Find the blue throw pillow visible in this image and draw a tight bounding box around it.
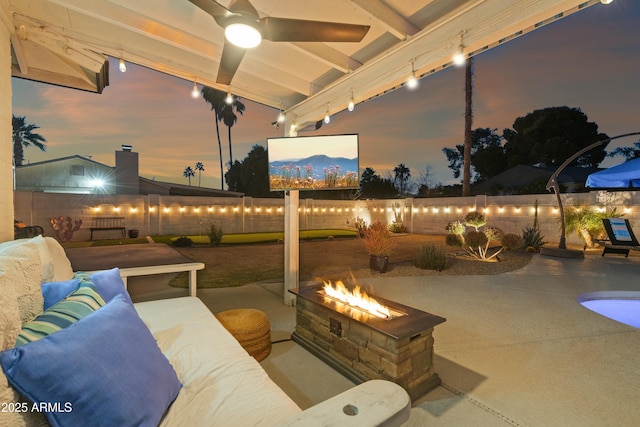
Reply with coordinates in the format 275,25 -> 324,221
85,268 -> 132,304
41,279 -> 81,311
1,295 -> 181,427
16,284 -> 105,347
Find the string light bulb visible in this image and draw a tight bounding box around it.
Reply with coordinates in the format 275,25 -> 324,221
348,89 -> 355,112
324,104 -> 331,124
191,81 -> 199,98
277,110 -> 285,123
225,92 -> 234,104
453,32 -> 466,66
406,60 -> 418,89
118,57 -> 126,73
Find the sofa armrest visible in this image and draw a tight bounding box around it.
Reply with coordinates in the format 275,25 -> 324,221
89,263 -> 205,296
273,380 -> 410,427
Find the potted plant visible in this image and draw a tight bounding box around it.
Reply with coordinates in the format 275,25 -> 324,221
128,228 -> 139,238
362,221 -> 396,273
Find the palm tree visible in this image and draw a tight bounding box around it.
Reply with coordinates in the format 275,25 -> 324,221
183,166 -> 195,186
462,57 -> 474,197
195,162 -> 205,187
393,163 -> 411,195
201,87 -> 227,190
12,115 -> 46,166
219,96 -> 245,165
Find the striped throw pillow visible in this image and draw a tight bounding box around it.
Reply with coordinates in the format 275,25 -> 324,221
15,284 -> 106,347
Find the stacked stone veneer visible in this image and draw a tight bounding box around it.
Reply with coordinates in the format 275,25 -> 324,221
293,294 -> 442,401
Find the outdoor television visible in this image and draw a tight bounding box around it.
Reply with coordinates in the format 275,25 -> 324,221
267,134 -> 359,192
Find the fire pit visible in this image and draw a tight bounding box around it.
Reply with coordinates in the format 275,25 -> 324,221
290,281 -> 446,401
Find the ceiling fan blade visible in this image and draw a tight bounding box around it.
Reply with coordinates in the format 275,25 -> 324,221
261,18 -> 370,42
216,41 -> 246,85
188,0 -> 231,18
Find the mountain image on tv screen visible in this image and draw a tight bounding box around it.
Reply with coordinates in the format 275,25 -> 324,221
267,134 -> 359,191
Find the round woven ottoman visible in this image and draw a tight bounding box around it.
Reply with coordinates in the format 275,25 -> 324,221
215,308 -> 272,362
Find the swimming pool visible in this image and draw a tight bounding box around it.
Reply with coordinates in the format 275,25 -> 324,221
578,291 -> 640,329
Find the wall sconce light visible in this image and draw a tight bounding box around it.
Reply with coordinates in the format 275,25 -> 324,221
164,207 -> 170,213
130,207 -> 137,213
179,207 -> 186,212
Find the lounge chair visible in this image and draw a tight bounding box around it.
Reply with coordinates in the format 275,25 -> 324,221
600,218 -> 640,257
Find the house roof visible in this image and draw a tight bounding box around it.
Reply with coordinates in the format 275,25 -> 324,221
5,0 -> 605,130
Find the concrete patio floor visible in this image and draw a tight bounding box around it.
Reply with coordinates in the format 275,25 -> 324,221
70,245 -> 640,426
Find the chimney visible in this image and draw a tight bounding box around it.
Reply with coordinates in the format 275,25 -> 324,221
115,146 -> 139,194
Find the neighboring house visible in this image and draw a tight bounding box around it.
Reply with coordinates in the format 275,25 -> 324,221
15,147 -> 243,198
15,155 -> 116,194
471,164 -> 602,195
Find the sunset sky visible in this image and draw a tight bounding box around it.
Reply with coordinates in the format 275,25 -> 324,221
11,0 -> 640,190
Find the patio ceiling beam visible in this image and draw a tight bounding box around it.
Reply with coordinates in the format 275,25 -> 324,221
349,0 -> 421,40
285,0 -> 602,130
290,42 -> 363,75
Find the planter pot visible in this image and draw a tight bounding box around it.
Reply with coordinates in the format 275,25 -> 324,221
128,229 -> 140,238
369,255 -> 389,273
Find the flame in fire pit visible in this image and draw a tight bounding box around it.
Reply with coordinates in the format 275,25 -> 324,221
322,280 -> 391,319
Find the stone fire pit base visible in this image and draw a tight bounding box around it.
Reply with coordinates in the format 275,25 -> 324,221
291,290 -> 445,401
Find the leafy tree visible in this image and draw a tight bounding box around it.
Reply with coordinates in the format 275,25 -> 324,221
183,166 -> 195,185
607,140 -> 640,160
393,163 -> 411,195
225,145 -> 273,197
443,128 -> 505,183
201,87 -> 227,190
195,162 -> 205,187
503,106 -> 608,168
219,95 -> 245,165
359,167 -> 397,199
12,115 -> 46,166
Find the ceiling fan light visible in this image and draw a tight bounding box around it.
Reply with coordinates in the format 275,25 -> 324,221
600,0 -> 613,4
225,23 -> 262,48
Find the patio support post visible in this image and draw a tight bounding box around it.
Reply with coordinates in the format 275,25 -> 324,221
284,190 -> 299,306
0,14 -> 13,242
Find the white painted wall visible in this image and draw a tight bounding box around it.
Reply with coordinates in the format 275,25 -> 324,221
0,11 -> 13,242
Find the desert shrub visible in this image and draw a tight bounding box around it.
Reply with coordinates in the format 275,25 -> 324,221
502,233 -> 524,250
414,244 -> 447,271
563,205 -> 622,248
172,236 -> 193,247
464,230 -> 488,248
362,221 -> 396,256
205,222 -> 224,246
445,220 -> 466,235
484,226 -> 504,242
389,220 -> 407,233
522,226 -> 546,251
525,246 -> 538,253
445,233 -> 464,247
464,211 -> 486,230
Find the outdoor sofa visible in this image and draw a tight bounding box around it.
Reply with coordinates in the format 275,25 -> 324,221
0,235 -> 410,426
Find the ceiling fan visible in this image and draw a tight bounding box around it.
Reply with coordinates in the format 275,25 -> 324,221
189,0 -> 371,85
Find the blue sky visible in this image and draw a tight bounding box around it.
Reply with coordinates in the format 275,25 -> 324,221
11,0 -> 640,190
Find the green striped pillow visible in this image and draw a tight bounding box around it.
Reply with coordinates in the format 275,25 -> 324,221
15,284 -> 106,347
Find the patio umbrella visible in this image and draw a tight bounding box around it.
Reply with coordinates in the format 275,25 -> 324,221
586,157 -> 640,188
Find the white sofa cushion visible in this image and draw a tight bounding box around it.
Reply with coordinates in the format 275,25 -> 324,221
135,297 -> 302,427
